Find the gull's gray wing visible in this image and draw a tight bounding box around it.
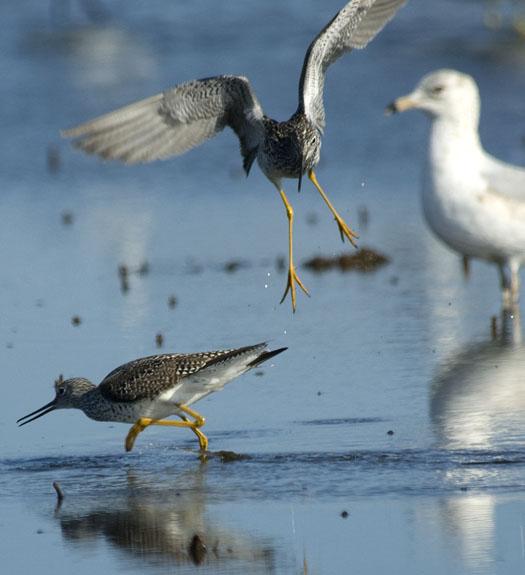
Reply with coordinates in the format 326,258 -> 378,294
62,75 -> 265,173
298,0 -> 406,132
481,153 -> 525,203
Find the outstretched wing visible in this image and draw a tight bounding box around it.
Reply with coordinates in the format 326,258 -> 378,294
62,75 -> 265,173
298,0 -> 406,132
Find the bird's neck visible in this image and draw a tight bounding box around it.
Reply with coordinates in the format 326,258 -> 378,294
72,384 -> 97,410
429,116 -> 483,166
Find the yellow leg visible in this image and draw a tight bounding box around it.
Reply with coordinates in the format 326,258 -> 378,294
125,413 -> 208,452
177,404 -> 208,451
277,188 -> 309,312
180,415 -> 209,452
308,169 -> 359,247
126,417 -> 155,452
177,403 -> 206,427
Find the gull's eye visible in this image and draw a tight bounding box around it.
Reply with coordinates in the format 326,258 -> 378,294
431,85 -> 444,96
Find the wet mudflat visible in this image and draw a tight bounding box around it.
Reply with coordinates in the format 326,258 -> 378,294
1,1 -> 525,573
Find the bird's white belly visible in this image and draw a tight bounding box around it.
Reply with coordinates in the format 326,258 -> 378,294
422,160 -> 525,263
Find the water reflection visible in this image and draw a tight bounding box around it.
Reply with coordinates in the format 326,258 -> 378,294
430,309 -> 525,450
436,493 -> 496,574
21,1 -> 156,89
56,466 -> 277,573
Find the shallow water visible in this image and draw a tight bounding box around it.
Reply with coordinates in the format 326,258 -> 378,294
2,1 -> 525,573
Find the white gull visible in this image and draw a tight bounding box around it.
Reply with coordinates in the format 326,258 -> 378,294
388,69 -> 525,308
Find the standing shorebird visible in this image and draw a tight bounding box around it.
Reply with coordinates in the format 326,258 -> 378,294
17,343 -> 286,453
62,0 -> 406,311
387,69 -> 525,308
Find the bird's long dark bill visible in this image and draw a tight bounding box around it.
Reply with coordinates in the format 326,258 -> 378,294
17,400 -> 56,426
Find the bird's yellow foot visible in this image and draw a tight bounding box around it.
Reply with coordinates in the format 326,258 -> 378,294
334,215 -> 359,247
178,406 -> 208,452
192,427 -> 209,452
125,418 -> 153,452
280,264 -> 309,312
307,169 -> 359,247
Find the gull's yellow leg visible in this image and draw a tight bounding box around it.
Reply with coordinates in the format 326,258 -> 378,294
308,169 -> 359,247
277,188 -> 309,312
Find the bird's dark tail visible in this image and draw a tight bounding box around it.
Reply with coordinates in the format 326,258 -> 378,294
248,347 -> 287,368
297,157 -> 306,192
243,147 -> 258,176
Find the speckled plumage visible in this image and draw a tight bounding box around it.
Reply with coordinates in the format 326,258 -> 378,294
61,0 -> 406,310
98,348 -> 239,403
62,0 -> 405,183
17,343 -> 286,427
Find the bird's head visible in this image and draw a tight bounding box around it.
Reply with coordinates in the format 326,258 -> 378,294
17,375 -> 95,426
386,69 -> 480,125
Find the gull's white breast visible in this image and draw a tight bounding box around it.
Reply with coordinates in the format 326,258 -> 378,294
422,120 -> 525,263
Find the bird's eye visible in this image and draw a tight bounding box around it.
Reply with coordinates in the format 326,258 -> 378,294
431,85 -> 444,95
58,387 -> 66,395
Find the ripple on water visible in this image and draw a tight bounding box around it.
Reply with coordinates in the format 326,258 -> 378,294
2,446 -> 524,501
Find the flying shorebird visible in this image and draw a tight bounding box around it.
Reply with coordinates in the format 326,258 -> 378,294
17,343 -> 286,453
62,0 -> 407,311
387,69 -> 525,308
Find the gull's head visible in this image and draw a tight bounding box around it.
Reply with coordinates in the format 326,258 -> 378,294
17,376 -> 95,426
387,69 -> 480,125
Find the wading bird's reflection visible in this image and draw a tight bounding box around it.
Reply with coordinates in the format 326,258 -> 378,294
56,465 -> 276,573
430,308 -> 525,450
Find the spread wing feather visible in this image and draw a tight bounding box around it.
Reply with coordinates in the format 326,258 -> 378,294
62,76 -> 265,172
298,0 -> 406,132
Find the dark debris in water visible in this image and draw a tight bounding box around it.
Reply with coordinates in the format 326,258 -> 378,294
223,259 -> 250,274
61,210 -> 74,225
305,211 -> 319,226
303,247 -> 390,273
137,260 -> 150,276
275,255 -> 286,273
118,265 -> 130,293
47,144 -> 61,174
53,481 -> 64,503
117,261 -> 150,293
357,205 -> 369,230
189,534 -> 207,565
208,450 -> 252,463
